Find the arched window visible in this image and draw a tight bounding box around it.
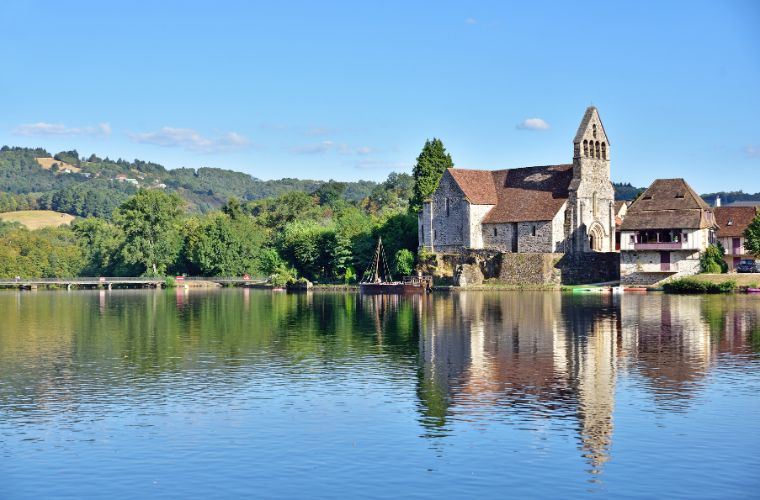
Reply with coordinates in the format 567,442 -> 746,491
445,198 -> 450,217
583,140 -> 589,157
592,123 -> 597,138
531,225 -> 537,237
595,141 -> 601,159
601,142 -> 607,160
493,227 -> 497,237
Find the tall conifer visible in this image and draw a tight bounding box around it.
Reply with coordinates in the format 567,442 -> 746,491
410,138 -> 453,213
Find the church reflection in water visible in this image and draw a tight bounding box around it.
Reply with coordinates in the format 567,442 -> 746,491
413,291 -> 760,475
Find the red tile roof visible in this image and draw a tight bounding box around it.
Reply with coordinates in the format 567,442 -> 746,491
446,165 -> 573,223
714,206 -> 758,238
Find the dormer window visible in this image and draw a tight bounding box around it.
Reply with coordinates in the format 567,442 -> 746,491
727,219 -> 733,226
643,195 -> 653,200
675,193 -> 685,199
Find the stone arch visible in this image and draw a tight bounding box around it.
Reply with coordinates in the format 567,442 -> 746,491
601,142 -> 607,159
583,140 -> 589,157
595,141 -> 601,158
588,221 -> 605,252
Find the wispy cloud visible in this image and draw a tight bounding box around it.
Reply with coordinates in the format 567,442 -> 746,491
290,141 -> 373,155
291,141 -> 335,155
516,118 -> 550,131
13,122 -> 111,138
355,159 -> 410,170
129,127 -> 250,153
304,127 -> 338,137
746,145 -> 760,158
465,18 -> 477,25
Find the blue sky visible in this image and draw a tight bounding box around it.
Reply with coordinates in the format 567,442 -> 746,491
1,0 -> 758,192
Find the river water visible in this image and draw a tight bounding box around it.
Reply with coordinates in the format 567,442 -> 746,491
1,289 -> 758,498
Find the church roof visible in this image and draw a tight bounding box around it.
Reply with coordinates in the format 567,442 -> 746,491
447,169 -> 498,204
446,165 -> 573,223
714,206 -> 758,238
620,178 -> 716,230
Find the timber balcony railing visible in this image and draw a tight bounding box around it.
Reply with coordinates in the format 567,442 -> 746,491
633,242 -> 684,250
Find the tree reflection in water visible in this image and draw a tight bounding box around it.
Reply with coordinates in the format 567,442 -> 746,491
1,289 -> 759,487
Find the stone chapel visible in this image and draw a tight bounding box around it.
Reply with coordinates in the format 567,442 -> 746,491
418,106 -> 615,255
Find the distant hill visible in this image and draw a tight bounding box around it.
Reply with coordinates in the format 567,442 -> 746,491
0,146 -> 379,215
5,145 -> 740,216
0,210 -> 75,230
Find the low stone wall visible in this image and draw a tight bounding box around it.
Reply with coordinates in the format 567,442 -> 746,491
425,250 -> 620,286
498,253 -> 561,285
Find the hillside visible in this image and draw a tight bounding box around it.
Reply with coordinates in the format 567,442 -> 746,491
0,210 -> 75,229
4,144 -> 722,216
0,146 -> 378,216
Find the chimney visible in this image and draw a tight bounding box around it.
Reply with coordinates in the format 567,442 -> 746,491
715,195 -> 721,207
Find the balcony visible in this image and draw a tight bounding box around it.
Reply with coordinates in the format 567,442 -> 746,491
633,242 -> 683,250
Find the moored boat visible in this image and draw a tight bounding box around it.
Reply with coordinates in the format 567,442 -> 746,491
359,238 -> 432,294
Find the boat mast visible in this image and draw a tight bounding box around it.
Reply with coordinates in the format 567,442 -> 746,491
374,237 -> 382,282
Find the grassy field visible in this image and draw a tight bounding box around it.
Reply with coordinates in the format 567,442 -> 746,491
689,273 -> 760,287
35,157 -> 81,173
0,210 -> 76,230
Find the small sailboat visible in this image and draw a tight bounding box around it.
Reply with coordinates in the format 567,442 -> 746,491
359,237 -> 432,294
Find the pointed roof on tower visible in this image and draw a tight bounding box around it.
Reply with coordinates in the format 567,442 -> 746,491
574,106 -> 610,145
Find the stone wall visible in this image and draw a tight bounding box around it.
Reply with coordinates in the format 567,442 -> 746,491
516,221 -> 554,253
423,171 -> 470,252
481,223 -> 515,252
620,250 -> 701,285
429,250 -> 620,286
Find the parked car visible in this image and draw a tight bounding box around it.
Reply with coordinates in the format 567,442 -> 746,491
736,259 -> 758,273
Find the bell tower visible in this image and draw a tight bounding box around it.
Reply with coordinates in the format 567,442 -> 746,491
568,106 -> 615,252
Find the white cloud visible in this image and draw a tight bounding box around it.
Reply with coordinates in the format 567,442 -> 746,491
13,122 -> 111,138
355,159 -> 410,170
746,145 -> 760,158
465,18 -> 477,25
516,118 -> 550,131
291,141 -> 336,155
291,141 -> 373,155
129,127 -> 250,153
304,127 -> 336,137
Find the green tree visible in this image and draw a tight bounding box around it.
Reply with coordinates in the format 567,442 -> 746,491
744,214 -> 760,257
410,138 -> 453,213
72,217 -> 128,276
279,220 -> 332,281
394,248 -> 415,276
113,190 -> 183,276
184,212 -> 266,276
700,243 -> 727,274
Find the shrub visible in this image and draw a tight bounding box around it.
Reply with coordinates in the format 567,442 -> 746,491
394,248 -> 415,276
700,244 -> 727,273
663,278 -> 735,294
164,276 -> 177,288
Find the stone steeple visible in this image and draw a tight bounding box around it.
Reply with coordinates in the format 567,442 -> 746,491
568,106 -> 615,252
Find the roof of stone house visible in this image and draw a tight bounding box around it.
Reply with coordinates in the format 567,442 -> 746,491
614,200 -> 627,213
573,106 -> 610,145
447,169 -> 499,204
446,165 -> 573,223
714,206 -> 758,238
620,178 -> 716,231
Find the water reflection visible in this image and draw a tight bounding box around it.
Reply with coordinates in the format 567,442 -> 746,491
417,292 -> 620,473
0,289 -> 759,495
416,292 -> 760,476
